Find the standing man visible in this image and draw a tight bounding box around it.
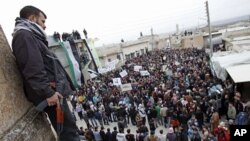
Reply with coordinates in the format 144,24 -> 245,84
12,5 -> 80,141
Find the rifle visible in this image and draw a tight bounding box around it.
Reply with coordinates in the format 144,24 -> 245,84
35,43 -> 64,138
56,98 -> 64,137
36,95 -> 64,138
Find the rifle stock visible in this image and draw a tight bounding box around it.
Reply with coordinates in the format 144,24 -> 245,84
35,100 -> 48,112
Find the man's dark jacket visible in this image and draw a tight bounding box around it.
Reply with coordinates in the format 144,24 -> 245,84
12,29 -> 75,105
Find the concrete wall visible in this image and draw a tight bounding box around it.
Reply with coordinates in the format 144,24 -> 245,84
94,34 -> 170,71
0,26 -> 56,141
203,33 -> 223,48
224,28 -> 250,38
99,54 -> 120,68
157,38 -> 170,49
122,42 -> 149,57
170,35 -> 181,48
106,54 -> 119,63
181,35 -> 204,48
96,44 -> 123,68
96,44 -> 122,57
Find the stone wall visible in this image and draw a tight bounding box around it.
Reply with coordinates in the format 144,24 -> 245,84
0,25 -> 56,141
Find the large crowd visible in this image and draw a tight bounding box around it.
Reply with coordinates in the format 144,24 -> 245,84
71,48 -> 250,141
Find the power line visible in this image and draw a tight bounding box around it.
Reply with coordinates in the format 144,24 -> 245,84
93,7 -> 205,32
90,9 -> 206,36
92,16 -> 206,37
77,5 -> 208,41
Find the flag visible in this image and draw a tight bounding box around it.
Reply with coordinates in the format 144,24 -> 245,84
87,38 -> 101,67
59,42 -> 82,87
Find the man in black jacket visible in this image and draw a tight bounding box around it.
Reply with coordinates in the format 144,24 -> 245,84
111,126 -> 118,141
125,129 -> 135,141
105,128 -> 112,141
100,126 -> 106,141
12,5 -> 80,141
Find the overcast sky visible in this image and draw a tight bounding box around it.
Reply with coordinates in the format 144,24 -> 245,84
0,0 -> 250,46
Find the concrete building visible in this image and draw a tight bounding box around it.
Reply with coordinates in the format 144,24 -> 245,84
153,34 -> 171,50
181,35 -> 204,48
203,32 -> 223,49
48,36 -> 96,83
169,34 -> 182,48
96,43 -> 123,68
95,33 -> 171,74
222,28 -> 250,51
95,39 -> 150,74
121,39 -> 150,60
211,26 -> 250,100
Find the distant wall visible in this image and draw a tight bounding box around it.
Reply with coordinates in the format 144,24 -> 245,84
224,28 -> 250,38
157,38 -> 170,49
0,25 -> 56,141
203,34 -> 223,49
181,35 -> 204,48
122,42 -> 149,57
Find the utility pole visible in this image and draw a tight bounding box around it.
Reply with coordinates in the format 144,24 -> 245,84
205,1 -> 213,57
151,27 -> 154,49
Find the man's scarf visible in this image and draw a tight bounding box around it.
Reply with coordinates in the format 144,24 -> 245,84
12,17 -> 47,42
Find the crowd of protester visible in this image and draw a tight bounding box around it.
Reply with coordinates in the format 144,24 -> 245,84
71,48 -> 250,141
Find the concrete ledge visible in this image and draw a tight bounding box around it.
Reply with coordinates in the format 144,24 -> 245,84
0,107 -> 56,141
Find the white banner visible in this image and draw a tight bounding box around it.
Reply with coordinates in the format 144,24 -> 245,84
134,65 -> 142,72
162,65 -> 167,72
175,61 -> 180,66
166,68 -> 173,76
140,70 -> 150,76
98,68 -> 108,74
88,69 -> 98,79
112,78 -> 122,86
98,59 -> 118,74
121,83 -> 132,92
90,73 -> 98,78
106,59 -> 119,66
119,70 -> 128,77
107,64 -> 116,71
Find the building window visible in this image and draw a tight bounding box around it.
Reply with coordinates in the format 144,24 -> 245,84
141,49 -> 144,54
108,58 -> 111,62
130,53 -> 135,58
79,47 -> 84,52
136,51 -> 140,57
117,54 -> 121,60
125,54 -> 130,60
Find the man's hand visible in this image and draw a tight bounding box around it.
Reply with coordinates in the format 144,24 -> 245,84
46,92 -> 63,106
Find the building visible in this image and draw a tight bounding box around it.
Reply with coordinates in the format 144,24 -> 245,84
121,39 -> 150,60
211,26 -> 250,100
181,34 -> 204,49
96,43 -> 123,68
47,36 -> 97,83
222,28 -> 250,51
95,33 -> 171,74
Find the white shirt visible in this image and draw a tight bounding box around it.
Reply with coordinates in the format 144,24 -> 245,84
157,133 -> 166,141
116,133 -> 126,141
138,108 -> 146,117
90,104 -> 97,111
